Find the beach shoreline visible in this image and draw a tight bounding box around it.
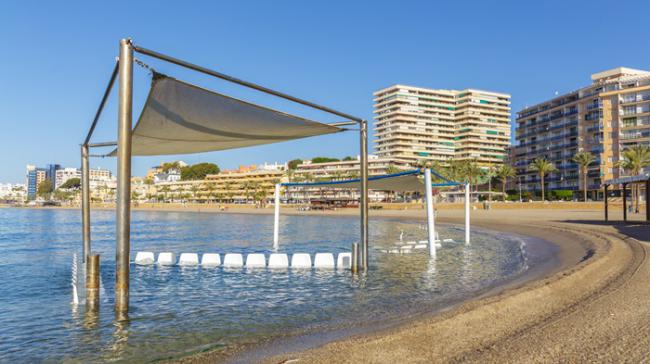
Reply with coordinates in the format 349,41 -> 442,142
137,207 -> 594,363
12,204 -> 650,362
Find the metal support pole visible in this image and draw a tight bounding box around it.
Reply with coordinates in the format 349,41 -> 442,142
623,183 -> 627,222
351,242 -> 359,274
646,180 -> 650,223
81,144 -> 91,262
115,38 -> 133,313
424,169 -> 436,257
465,183 -> 470,244
86,254 -> 100,311
359,120 -> 369,271
603,185 -> 609,221
273,183 -> 280,250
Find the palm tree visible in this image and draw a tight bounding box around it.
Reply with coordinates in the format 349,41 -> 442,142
496,164 -> 516,201
528,158 -> 557,201
190,184 -> 200,203
616,145 -> 650,212
572,152 -> 596,202
485,165 -> 497,202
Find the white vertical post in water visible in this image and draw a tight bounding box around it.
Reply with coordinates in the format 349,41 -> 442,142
273,183 -> 281,250
465,182 -> 470,245
424,169 -> 436,257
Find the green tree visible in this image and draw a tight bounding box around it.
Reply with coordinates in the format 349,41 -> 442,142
528,158 -> 557,201
342,156 -> 355,161
616,145 -> 650,212
496,164 -> 516,200
59,177 -> 81,190
180,163 -> 220,180
572,152 -> 597,202
37,179 -> 53,199
311,157 -> 339,164
287,159 -> 303,170
385,165 -> 401,175
161,161 -> 181,172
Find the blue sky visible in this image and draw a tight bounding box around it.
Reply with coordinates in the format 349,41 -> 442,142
1,0 -> 649,183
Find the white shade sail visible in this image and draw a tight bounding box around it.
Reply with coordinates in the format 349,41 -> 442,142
112,73 -> 343,156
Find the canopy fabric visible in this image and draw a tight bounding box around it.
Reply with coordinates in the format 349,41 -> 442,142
112,73 -> 343,156
283,169 -> 460,193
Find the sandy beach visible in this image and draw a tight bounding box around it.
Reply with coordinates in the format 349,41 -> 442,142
136,203 -> 647,363
19,203 -> 650,362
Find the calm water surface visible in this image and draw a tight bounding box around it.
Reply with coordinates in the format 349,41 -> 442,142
0,208 -> 537,363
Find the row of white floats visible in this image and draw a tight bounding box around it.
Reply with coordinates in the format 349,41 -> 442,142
380,238 -> 456,254
134,252 -> 352,269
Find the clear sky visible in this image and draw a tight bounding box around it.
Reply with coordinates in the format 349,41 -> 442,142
2,0 -> 649,183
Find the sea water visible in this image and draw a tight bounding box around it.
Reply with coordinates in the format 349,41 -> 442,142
0,208 -> 537,363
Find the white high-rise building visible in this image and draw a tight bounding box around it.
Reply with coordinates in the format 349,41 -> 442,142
373,85 -> 511,167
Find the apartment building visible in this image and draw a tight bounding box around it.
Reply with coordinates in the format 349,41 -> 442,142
515,67 -> 650,196
373,85 -> 511,167
292,155 -> 412,181
25,165 -> 46,200
152,168 -> 285,203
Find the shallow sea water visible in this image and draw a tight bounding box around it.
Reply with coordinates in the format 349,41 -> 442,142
0,208 -> 534,363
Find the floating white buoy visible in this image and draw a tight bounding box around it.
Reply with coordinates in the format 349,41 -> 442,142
201,253 -> 221,266
337,252 -> 352,269
413,244 -> 428,249
246,253 -> 266,268
291,253 -> 312,268
223,253 -> 244,267
178,253 -> 199,266
314,253 -> 335,269
388,249 -> 400,254
135,251 -> 155,265
157,252 -> 177,266
443,238 -> 455,243
268,253 -> 289,268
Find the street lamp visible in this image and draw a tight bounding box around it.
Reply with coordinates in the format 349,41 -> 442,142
518,175 -> 522,202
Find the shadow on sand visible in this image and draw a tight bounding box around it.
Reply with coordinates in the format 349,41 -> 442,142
559,220 -> 650,243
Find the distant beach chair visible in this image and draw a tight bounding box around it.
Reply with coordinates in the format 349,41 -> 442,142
291,253 -> 312,268
134,251 -> 155,265
178,253 -> 199,266
337,252 -> 352,269
314,253 -> 335,269
246,253 -> 266,268
223,253 -> 244,267
268,253 -> 289,268
157,252 -> 176,266
201,253 -> 221,266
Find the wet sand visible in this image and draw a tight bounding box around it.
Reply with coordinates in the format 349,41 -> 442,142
253,208 -> 649,363
21,204 -> 650,362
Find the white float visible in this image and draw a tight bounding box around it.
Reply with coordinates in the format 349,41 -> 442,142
201,253 -> 221,266
135,251 -> 155,265
246,253 -> 266,268
413,244 -> 428,249
223,253 -> 244,267
314,253 -> 335,269
268,253 -> 289,268
337,252 -> 352,269
291,253 -> 312,268
157,252 -> 176,266
178,253 -> 199,266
